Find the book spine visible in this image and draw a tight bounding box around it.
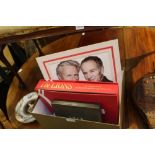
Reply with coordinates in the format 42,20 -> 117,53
35,80 -> 118,94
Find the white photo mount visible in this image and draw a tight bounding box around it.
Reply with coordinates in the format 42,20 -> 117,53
36,39 -> 122,84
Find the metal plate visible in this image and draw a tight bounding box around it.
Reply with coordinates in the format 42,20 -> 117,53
132,73 -> 155,128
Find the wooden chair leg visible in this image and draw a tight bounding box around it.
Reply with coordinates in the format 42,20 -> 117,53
33,39 -> 44,56
0,108 -> 13,129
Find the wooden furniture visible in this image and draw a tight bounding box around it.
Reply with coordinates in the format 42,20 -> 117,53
5,26 -> 155,128
0,108 -> 13,129
6,51 -> 42,128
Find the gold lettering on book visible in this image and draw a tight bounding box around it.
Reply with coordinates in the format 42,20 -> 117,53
40,83 -> 50,88
40,82 -> 72,90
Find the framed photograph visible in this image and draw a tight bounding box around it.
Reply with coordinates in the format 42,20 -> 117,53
36,39 -> 122,85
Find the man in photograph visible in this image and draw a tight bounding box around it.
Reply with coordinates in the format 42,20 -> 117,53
81,56 -> 113,82
56,60 -> 80,81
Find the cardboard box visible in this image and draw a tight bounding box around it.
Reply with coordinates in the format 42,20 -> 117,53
32,39 -> 124,128
31,78 -> 124,129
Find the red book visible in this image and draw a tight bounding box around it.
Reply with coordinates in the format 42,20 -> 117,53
35,80 -> 119,124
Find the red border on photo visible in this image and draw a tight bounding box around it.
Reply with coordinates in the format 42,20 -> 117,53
43,46 -> 117,82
